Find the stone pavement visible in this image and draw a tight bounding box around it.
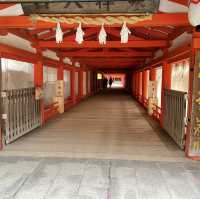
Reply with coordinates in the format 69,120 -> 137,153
0,157 -> 200,199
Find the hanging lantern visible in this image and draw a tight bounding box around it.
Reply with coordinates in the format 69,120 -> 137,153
188,0 -> 200,31
75,22 -> 85,44
98,24 -> 107,45
55,22 -> 63,43
120,22 -> 131,44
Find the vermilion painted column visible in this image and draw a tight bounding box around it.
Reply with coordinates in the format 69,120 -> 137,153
139,72 -> 143,101
136,72 -> 139,97
79,70 -> 83,99
160,60 -> 172,126
70,69 -> 75,105
142,70 -> 148,103
150,68 -> 156,81
34,50 -> 44,124
135,73 -> 138,97
86,70 -> 89,96
57,57 -> 64,80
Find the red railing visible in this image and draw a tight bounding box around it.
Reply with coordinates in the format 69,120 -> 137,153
44,102 -> 59,122
64,98 -> 74,110
143,97 -> 148,108
152,104 -> 162,121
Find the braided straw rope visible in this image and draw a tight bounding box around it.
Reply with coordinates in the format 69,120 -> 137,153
31,14 -> 152,25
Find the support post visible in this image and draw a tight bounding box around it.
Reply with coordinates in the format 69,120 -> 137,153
79,70 -> 83,99
150,68 -> 156,81
70,69 -> 76,105
34,49 -> 44,124
142,70 -> 148,104
139,72 -> 143,101
136,72 -> 139,98
186,31 -> 200,159
160,60 -> 172,126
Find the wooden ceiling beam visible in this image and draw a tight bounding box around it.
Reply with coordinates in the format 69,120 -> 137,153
38,40 -> 168,48
0,14 -> 189,29
169,0 -> 188,6
63,27 -> 97,41
60,51 -> 153,57
106,28 -> 144,40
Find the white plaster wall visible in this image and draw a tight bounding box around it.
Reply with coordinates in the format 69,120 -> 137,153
63,57 -> 72,65
169,32 -> 192,52
171,60 -> 189,92
75,72 -> 79,96
0,4 -> 24,16
159,0 -> 188,13
64,70 -> 71,99
156,67 -> 162,107
1,58 -> 34,90
154,49 -> 164,59
43,66 -> 57,106
0,33 -> 36,53
42,50 -> 59,61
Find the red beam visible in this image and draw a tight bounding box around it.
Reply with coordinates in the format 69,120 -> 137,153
0,14 -> 189,29
169,0 -> 188,6
38,40 -> 168,48
61,51 -> 153,57
0,43 -> 38,63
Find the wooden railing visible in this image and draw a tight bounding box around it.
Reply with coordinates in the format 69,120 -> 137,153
152,104 -> 162,121
143,97 -> 148,108
44,102 -> 59,122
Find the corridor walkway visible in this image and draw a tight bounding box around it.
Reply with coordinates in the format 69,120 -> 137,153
2,89 -> 184,161
1,89 -> 200,199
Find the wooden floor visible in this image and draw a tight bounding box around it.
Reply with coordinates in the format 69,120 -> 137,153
2,89 -> 185,161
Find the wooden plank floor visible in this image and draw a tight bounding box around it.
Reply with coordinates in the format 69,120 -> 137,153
2,89 -> 185,161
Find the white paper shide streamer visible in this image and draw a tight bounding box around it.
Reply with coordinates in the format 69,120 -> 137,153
75,23 -> 85,44
55,22 -> 63,43
98,24 -> 107,45
188,0 -> 200,27
120,22 -> 131,44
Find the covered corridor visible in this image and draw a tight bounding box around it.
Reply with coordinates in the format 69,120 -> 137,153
0,1 -> 200,198
3,89 -> 184,161
1,89 -> 200,199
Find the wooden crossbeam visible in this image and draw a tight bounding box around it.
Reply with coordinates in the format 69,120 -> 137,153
38,40 -> 168,48
0,14 -> 189,29
60,51 -> 153,57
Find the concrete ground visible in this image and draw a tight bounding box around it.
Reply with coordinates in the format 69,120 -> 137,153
0,157 -> 200,199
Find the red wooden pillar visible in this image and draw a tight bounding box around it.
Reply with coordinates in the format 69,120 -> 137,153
79,69 -> 83,98
136,72 -> 139,98
70,69 -> 75,105
86,70 -> 88,96
135,73 -> 138,97
150,68 -> 156,81
139,72 -> 143,101
34,50 -> 44,124
57,57 -> 64,80
160,60 -> 172,126
142,70 -> 148,103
